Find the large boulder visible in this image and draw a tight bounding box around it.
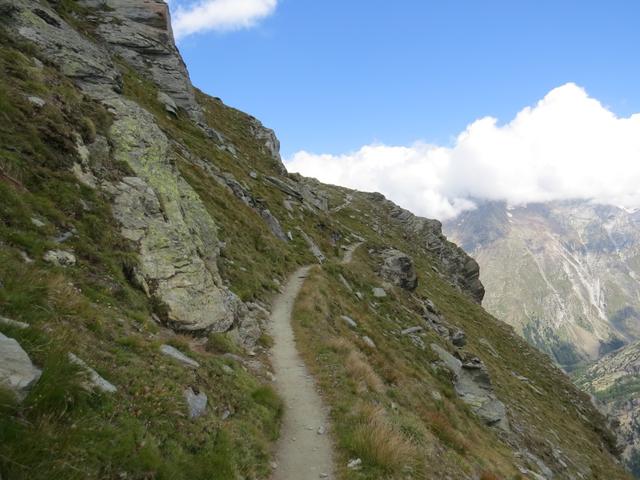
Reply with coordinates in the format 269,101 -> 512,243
0,333 -> 42,402
380,249 -> 418,291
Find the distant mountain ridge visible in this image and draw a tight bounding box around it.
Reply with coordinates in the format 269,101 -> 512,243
445,199 -> 640,369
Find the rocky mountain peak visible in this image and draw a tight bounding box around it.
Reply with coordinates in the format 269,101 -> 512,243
78,0 -> 203,122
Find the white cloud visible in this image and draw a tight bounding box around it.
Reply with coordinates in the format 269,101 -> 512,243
286,83 -> 640,220
170,0 -> 277,39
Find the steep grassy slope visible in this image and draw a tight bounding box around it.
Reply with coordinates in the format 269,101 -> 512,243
0,1 -> 632,480
291,193 -> 627,479
0,27 -> 287,480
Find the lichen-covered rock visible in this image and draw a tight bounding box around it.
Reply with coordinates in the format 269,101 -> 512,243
43,250 -> 76,267
380,248 -> 418,290
1,0 -> 120,96
5,2 -> 260,336
102,97 -> 239,332
0,333 -> 41,402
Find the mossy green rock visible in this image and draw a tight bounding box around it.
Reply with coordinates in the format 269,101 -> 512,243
105,97 -> 237,332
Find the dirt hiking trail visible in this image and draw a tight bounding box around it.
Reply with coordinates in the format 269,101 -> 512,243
270,266 -> 335,480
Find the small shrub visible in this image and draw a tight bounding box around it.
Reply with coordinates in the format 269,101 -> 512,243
79,116 -> 96,144
257,332 -> 274,349
251,386 -> 283,418
206,332 -> 241,355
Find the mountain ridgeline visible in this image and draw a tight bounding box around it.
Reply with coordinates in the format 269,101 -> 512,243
0,1 -> 631,479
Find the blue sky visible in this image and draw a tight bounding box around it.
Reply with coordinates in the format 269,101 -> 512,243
171,1 -> 640,220
174,0 -> 638,157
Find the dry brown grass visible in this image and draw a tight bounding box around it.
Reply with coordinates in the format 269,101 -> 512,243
345,350 -> 385,394
326,336 -> 353,353
421,410 -> 469,455
349,404 -> 419,473
480,472 -> 502,480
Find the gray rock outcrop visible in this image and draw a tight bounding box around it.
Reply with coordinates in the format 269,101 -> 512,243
299,229 -> 325,263
160,344 -> 200,368
68,353 -> 117,393
380,248 -> 418,290
78,0 -> 206,124
249,118 -> 287,175
372,287 -> 387,298
431,343 -> 509,431
0,333 -> 41,401
264,175 -> 329,213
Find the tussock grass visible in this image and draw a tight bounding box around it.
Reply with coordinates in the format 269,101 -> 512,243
421,410 -> 469,455
345,350 -> 385,394
346,404 -> 419,474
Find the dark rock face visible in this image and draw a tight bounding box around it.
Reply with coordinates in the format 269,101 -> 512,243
78,0 -> 204,122
380,248 -> 418,290
367,193 -> 485,303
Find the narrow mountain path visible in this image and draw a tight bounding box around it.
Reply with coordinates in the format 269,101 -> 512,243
342,241 -> 363,264
270,266 -> 335,479
331,193 -> 353,213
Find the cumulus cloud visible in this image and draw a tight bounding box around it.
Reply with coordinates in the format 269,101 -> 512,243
170,0 -> 277,39
286,83 -> 640,220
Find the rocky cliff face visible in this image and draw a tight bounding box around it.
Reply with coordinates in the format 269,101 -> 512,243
0,2 -> 631,479
445,200 -> 640,369
369,192 -> 485,303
